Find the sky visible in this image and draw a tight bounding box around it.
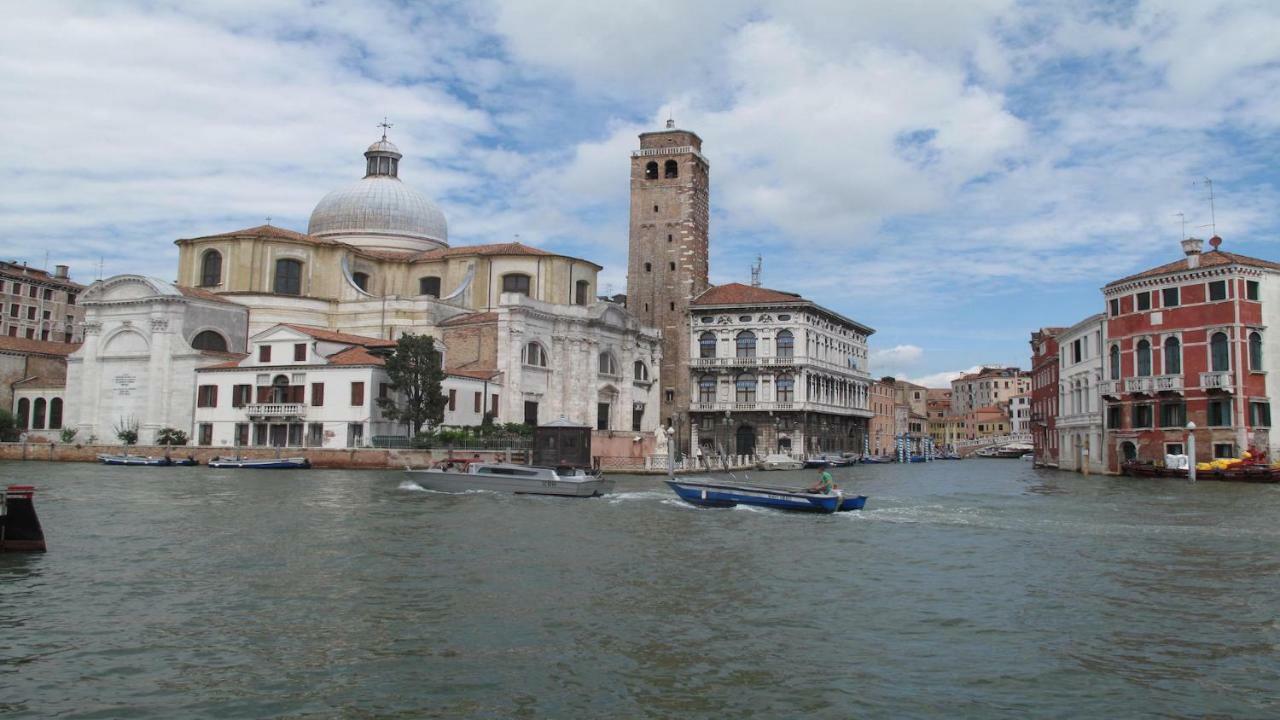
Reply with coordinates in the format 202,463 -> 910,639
3,1 -> 1279,386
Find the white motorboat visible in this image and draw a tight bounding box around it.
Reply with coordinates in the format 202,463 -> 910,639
757,454 -> 805,471
405,462 -> 607,497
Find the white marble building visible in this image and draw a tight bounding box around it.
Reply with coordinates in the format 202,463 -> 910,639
64,276 -> 249,445
1057,313 -> 1107,473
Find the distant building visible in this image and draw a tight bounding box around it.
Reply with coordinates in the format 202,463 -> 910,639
1009,393 -> 1031,434
1101,236 -> 1277,469
0,261 -> 85,343
687,283 -> 874,457
3,336 -> 80,437
970,405 -> 1010,439
869,377 -> 896,456
951,366 -> 1030,417
1056,313 -> 1106,473
1029,329 -> 1063,466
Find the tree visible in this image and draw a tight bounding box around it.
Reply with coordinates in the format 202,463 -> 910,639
0,409 -> 19,442
377,333 -> 446,436
156,428 -> 188,446
114,417 -> 139,446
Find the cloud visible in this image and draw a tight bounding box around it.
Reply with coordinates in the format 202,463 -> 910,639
908,366 -> 985,389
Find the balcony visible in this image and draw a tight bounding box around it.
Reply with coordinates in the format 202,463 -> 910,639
1200,371 -> 1233,392
691,356 -> 795,368
1100,379 -> 1123,397
690,400 -> 869,416
246,403 -> 306,418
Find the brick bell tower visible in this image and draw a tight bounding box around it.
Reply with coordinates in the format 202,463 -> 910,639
626,120 -> 710,451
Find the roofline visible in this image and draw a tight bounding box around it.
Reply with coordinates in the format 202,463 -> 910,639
690,299 -> 875,336
638,128 -> 703,143
1103,252 -> 1280,292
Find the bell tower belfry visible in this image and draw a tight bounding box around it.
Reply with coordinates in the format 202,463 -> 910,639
626,120 -> 710,446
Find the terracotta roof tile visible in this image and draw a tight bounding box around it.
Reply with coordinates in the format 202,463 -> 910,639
410,242 -> 602,269
13,376 -> 66,389
279,323 -> 398,348
198,356 -> 249,370
178,224 -> 331,245
691,283 -> 804,306
447,367 -> 500,381
439,311 -> 498,327
0,262 -> 85,290
0,337 -> 81,356
327,346 -> 386,366
1108,250 -> 1280,287
175,285 -> 239,304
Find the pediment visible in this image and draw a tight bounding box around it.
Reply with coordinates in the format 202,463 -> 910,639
82,275 -> 178,303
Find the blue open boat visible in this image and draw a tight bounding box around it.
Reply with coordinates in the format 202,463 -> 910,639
207,457 -> 310,469
98,454 -> 199,466
665,479 -> 866,514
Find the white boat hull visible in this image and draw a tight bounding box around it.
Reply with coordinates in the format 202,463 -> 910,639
406,468 -> 604,497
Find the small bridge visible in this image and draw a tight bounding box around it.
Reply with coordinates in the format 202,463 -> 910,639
952,434 -> 1032,458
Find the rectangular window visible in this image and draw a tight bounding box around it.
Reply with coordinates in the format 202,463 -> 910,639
293,343 -> 306,361
232,384 -> 251,407
198,423 -> 213,446
524,401 -> 538,426
474,391 -> 481,413
234,423 -> 249,446
632,405 -> 644,432
196,385 -> 218,408
1164,442 -> 1185,456
1250,401 -> 1271,427
597,402 -> 610,431
1208,280 -> 1227,301
1072,339 -> 1082,364
42,289 -> 51,301
307,423 -> 323,447
1208,398 -> 1231,426
1213,443 -> 1235,459
1136,292 -> 1151,311
347,423 -> 363,447
28,286 -> 35,298
1109,298 -> 1120,316
26,306 -> 35,320
259,345 -> 271,363
7,304 -> 16,318
350,381 -> 365,406
1131,404 -> 1152,428
11,283 -> 20,296
311,382 -> 324,406
491,394 -> 499,419
254,423 -> 268,446
1246,280 -> 1260,301
1162,287 -> 1180,307
1159,402 -> 1185,428
288,423 -> 303,447
448,388 -> 456,411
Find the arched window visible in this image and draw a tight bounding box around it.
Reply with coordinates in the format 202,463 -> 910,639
776,330 -> 794,358
502,273 -> 531,296
644,161 -> 658,180
1109,344 -> 1120,380
598,352 -> 618,376
274,259 -> 303,296
191,330 -> 228,353
736,331 -> 756,358
32,398 -> 46,430
271,374 -> 291,404
776,375 -> 794,402
522,342 -> 547,367
633,360 -> 649,381
16,398 -> 28,429
49,398 -> 62,430
1136,339 -> 1151,377
699,332 -> 717,358
1211,332 -> 1230,372
1249,331 -> 1263,371
575,280 -> 590,306
200,250 -> 222,287
1164,336 -> 1181,375
698,374 -> 716,402
352,272 -> 370,291
419,276 -> 441,297
664,159 -> 678,178
736,373 -> 756,403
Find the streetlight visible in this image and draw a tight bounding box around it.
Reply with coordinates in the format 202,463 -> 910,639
1186,421 -> 1196,483
665,425 -> 676,478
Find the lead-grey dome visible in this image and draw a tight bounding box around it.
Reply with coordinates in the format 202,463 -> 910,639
307,134 -> 448,251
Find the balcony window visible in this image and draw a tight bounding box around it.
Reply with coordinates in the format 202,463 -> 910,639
735,373 -> 756,403
736,331 -> 756,358
1109,345 -> 1120,380
698,375 -> 716,403
1106,405 -> 1122,429
777,375 -> 794,402
1162,287 -> 1179,307
1136,339 -> 1152,377
699,332 -> 717,358
1131,404 -> 1152,428
1208,280 -> 1227,301
1163,337 -> 1181,375
776,330 -> 794,358
1208,398 -> 1231,426
1210,332 -> 1229,372
1249,331 -> 1263,371
1159,402 -> 1185,427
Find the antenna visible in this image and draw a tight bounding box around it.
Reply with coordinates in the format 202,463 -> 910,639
1173,212 -> 1186,240
1198,177 -> 1217,237
750,254 -> 762,287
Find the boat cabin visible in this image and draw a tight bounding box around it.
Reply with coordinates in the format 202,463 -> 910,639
533,417 -> 593,470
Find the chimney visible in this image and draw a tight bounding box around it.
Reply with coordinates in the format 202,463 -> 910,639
1181,237 -> 1203,268
54,264 -> 69,279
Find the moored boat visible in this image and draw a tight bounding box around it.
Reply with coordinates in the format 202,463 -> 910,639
207,457 -> 311,469
1121,461 -> 1280,483
1,485 -> 46,552
98,454 -> 199,466
757,453 -> 805,471
405,462 -> 605,497
664,478 -> 866,514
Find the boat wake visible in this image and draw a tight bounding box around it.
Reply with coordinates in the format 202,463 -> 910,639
604,490 -> 673,504
398,480 -> 430,492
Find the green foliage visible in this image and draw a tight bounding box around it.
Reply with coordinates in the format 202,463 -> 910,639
114,417 -> 139,446
0,409 -> 19,442
60,427 -> 78,443
156,428 -> 188,446
377,334 -> 447,436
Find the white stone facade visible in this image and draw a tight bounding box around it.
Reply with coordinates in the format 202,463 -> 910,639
1009,394 -> 1031,435
1056,314 -> 1108,473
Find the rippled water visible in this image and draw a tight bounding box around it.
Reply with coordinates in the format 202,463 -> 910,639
2,459 -> 1279,718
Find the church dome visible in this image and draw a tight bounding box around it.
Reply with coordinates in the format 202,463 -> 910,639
307,133 -> 448,252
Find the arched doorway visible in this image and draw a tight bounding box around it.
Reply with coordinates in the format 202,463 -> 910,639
735,424 -> 756,456
1121,441 -> 1137,462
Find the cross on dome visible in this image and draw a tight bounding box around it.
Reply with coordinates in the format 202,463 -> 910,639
378,117 -> 393,141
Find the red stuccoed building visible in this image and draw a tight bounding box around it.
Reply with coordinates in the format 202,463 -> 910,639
1029,327 -> 1064,466
1101,236 -> 1278,470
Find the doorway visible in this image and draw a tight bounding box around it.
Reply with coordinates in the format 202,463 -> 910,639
735,424 -> 756,456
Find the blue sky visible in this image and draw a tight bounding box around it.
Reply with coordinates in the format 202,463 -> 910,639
3,1 -> 1278,385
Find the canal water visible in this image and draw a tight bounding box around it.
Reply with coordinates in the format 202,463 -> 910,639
2,460 -> 1278,718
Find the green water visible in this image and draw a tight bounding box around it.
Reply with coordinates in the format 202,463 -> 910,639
2,460 -> 1278,718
